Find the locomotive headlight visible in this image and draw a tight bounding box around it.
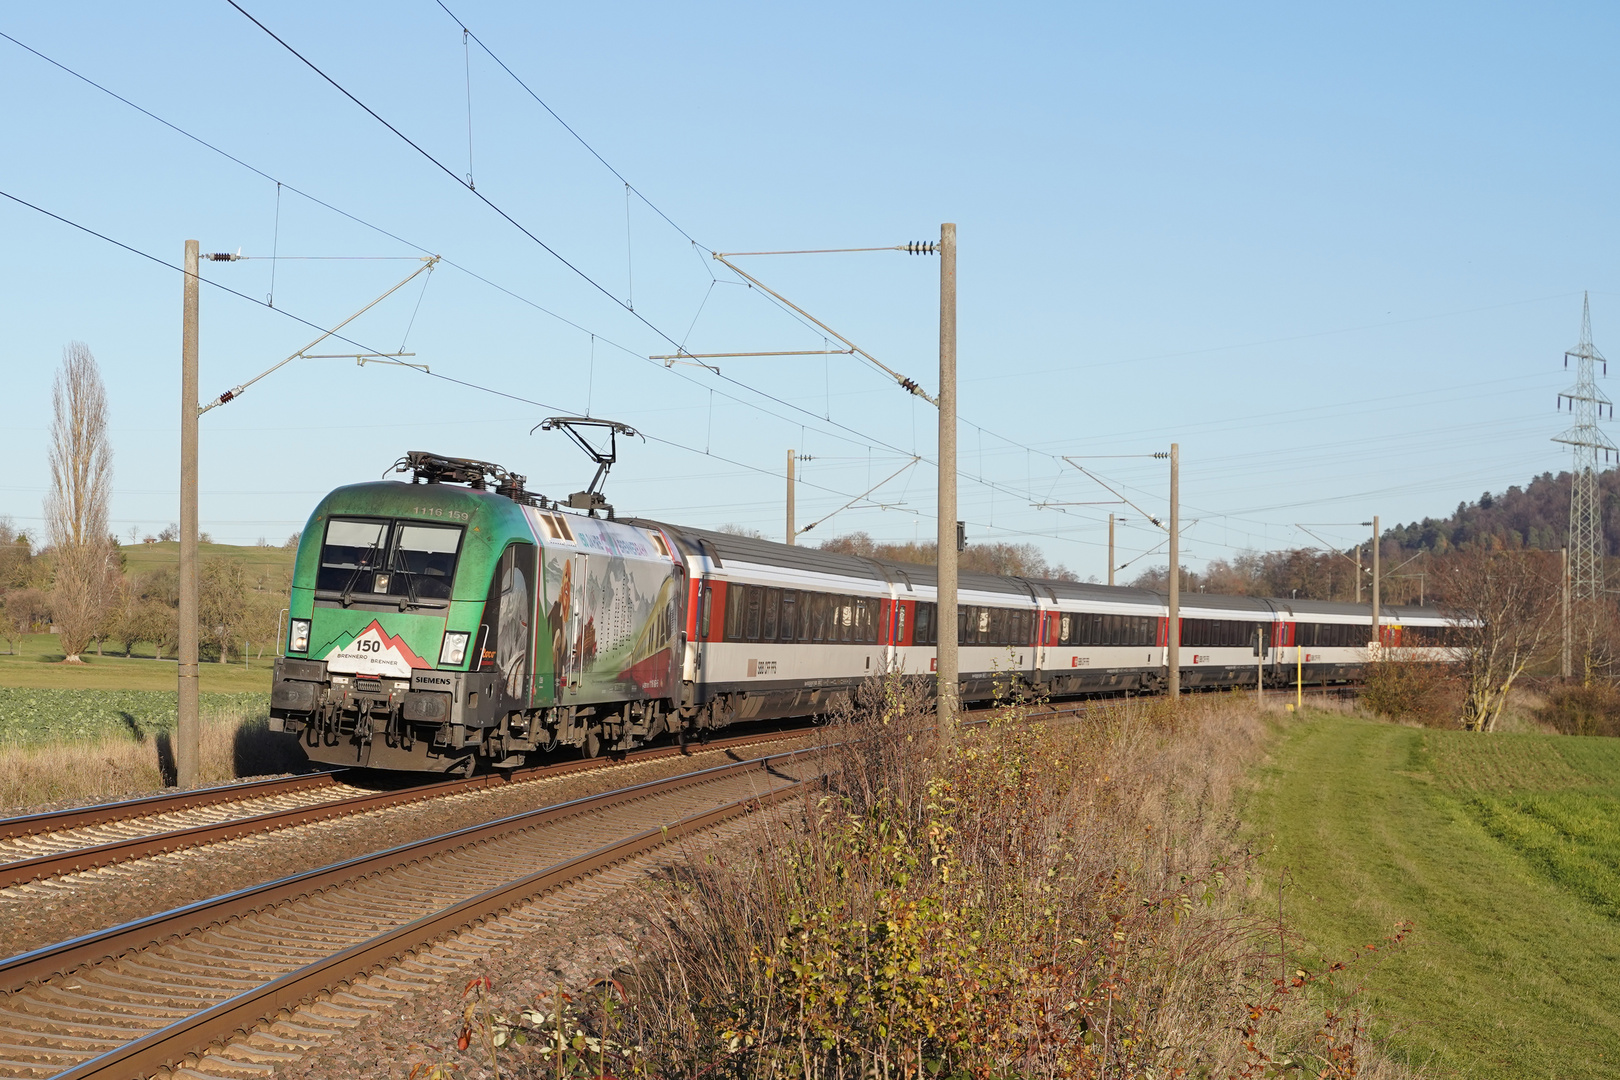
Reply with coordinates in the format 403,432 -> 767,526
439,631 -> 470,666
288,618 -> 311,653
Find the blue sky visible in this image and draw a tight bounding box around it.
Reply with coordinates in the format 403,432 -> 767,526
2,2 -> 1616,579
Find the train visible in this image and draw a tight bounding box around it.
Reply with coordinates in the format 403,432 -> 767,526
268,452 -> 1454,773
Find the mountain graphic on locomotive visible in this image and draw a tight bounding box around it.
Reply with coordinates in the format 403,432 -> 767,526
269,452 -> 1455,773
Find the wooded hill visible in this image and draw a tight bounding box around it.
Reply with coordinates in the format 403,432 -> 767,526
1384,468 -> 1620,556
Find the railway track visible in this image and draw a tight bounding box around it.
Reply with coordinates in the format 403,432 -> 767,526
0,686 -> 1357,893
0,725 -> 816,890
0,689 -> 1354,900
0,745 -> 816,1080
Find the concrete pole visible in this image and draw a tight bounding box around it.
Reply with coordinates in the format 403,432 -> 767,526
1107,513 -> 1115,587
785,449 -> 795,546
1371,515 -> 1381,651
936,223 -> 958,736
177,240 -> 201,789
1167,443 -> 1179,698
1373,518 -> 1386,650
1355,545 -> 1362,603
1257,624 -> 1264,703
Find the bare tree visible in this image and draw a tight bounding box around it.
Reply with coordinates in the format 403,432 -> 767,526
2,588 -> 48,655
44,342 -> 114,662
200,558 -> 247,663
0,517 -> 36,591
1441,549 -> 1560,732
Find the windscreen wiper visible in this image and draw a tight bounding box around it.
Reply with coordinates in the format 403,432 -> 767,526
389,546 -> 425,611
337,536 -> 383,608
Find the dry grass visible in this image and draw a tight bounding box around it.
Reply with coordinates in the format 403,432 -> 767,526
587,681 -> 1418,1080
0,703 -> 308,811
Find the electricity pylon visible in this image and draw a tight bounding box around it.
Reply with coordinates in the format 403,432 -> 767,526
1554,292 -> 1616,602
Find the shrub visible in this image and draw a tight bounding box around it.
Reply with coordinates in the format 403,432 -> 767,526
1535,682 -> 1620,737
1362,652 -> 1459,728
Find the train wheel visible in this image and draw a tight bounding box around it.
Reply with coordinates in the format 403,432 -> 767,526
583,729 -> 602,759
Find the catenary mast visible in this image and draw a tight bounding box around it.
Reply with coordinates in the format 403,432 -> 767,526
1554,293 -> 1616,602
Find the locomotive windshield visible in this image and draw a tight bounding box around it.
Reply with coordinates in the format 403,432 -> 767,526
317,517 -> 463,602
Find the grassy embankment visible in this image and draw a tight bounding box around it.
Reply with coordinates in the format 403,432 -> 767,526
1248,712 -> 1620,1078
415,689 -> 1425,1079
119,538 -> 295,579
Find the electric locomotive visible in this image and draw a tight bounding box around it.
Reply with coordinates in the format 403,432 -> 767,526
270,452 -> 685,772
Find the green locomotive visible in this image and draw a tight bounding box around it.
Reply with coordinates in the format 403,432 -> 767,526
270,452 -> 686,772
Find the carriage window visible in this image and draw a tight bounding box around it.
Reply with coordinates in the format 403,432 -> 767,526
762,589 -> 780,641
895,603 -> 906,644
916,602 -> 933,645
725,585 -> 747,640
836,597 -> 851,642
1060,614 -> 1072,645
779,591 -> 798,642
745,586 -> 763,641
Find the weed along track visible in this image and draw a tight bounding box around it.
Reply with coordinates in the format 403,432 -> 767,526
0,725 -> 814,890
0,747 -> 815,1080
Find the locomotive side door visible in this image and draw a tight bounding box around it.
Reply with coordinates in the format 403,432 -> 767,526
567,552 -> 585,695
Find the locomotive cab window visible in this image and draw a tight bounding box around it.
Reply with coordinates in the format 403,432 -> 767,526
317,517 -> 463,603
386,524 -> 462,601
317,518 -> 388,594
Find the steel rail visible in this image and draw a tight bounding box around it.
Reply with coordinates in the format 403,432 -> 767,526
0,725 -> 814,888
0,744 -> 817,995
0,770 -> 346,842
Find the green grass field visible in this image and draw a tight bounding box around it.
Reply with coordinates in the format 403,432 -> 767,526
0,633 -> 272,692
1248,713 -> 1620,1077
119,539 -> 295,580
